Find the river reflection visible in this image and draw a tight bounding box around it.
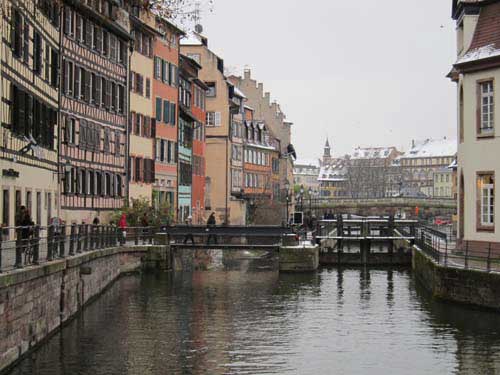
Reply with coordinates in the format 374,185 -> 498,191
6,268 -> 500,375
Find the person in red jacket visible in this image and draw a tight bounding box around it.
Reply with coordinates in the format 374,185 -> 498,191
119,213 -> 127,245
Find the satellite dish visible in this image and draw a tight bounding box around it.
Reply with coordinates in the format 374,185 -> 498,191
194,24 -> 203,34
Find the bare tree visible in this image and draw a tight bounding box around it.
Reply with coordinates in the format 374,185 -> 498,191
344,158 -> 392,199
136,0 -> 214,28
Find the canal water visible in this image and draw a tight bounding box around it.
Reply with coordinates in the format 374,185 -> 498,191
6,268 -> 500,375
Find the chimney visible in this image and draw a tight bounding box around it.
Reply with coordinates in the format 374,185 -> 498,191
411,139 -> 415,148
258,83 -> 263,95
244,69 -> 251,80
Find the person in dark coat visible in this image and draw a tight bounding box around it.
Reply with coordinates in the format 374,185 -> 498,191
183,216 -> 195,245
206,212 -> 217,245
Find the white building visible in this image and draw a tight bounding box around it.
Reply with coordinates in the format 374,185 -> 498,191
450,0 -> 500,247
293,159 -> 320,191
400,138 -> 457,197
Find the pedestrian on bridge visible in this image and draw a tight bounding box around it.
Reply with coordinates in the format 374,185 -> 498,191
183,216 -> 195,245
206,212 -> 217,245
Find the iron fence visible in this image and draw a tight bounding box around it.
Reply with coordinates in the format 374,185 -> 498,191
0,225 -> 157,272
414,226 -> 499,272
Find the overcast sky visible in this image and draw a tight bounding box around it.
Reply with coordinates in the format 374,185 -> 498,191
200,0 -> 457,160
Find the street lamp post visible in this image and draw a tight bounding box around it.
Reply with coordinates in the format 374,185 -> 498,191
285,180 -> 290,225
308,187 -> 313,217
300,186 -> 304,213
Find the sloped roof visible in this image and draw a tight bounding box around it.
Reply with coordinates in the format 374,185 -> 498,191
349,147 -> 397,160
456,2 -> 500,64
402,138 -> 457,159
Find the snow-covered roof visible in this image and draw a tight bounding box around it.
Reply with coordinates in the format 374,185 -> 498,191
350,147 -> 396,160
317,162 -> 347,182
294,159 -> 320,168
233,86 -> 247,99
457,44 -> 500,64
180,32 -> 203,46
402,138 -> 457,159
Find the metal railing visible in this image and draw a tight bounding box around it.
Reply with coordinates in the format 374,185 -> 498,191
0,225 -> 157,273
414,226 -> 499,272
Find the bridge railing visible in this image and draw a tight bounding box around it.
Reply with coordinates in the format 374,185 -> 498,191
414,226 -> 500,272
161,225 -> 293,246
0,225 -> 159,273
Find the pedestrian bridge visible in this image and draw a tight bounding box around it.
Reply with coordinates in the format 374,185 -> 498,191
310,197 -> 456,217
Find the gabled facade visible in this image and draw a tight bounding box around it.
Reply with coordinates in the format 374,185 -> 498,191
1,0 -> 60,232
181,33 -> 245,224
59,1 -> 130,224
451,0 -> 500,247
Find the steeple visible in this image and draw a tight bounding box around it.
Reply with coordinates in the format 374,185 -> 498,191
324,138 -> 331,158
323,138 -> 332,165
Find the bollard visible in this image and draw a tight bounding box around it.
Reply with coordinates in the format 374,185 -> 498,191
69,224 -> 76,256
32,226 -> 40,264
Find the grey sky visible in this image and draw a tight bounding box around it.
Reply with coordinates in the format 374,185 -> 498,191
200,0 -> 457,160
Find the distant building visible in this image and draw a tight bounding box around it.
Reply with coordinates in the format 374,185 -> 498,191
400,138 -> 456,197
433,168 -> 453,198
450,0 -> 500,247
318,160 -> 347,198
293,159 -> 320,192
344,146 -> 402,198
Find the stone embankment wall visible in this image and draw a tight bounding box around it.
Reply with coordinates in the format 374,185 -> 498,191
0,246 -> 167,372
412,247 -> 500,310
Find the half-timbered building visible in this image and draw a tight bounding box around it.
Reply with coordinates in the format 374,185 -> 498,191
1,0 -> 60,233
59,0 -> 130,223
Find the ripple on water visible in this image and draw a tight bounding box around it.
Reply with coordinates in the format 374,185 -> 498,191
6,268 -> 500,375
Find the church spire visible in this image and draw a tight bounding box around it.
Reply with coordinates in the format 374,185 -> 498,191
324,138 -> 331,158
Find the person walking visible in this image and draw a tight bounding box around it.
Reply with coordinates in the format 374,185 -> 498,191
183,216 -> 195,245
119,213 -> 127,245
206,212 -> 217,245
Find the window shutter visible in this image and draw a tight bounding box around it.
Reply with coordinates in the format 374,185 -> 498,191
22,21 -> 29,63
85,19 -> 92,47
84,70 -> 91,102
162,141 -> 166,162
64,7 -> 71,35
130,112 -> 135,134
215,112 -> 221,126
129,71 -> 135,92
143,159 -> 149,183
156,98 -> 162,121
151,118 -> 156,138
74,66 -> 80,98
128,158 -> 132,182
135,157 -> 141,182
162,60 -> 167,83
151,160 -> 155,182
154,57 -> 160,79
163,100 -> 169,123
170,103 -> 176,125
146,78 -> 150,98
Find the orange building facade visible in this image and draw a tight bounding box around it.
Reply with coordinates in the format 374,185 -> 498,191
152,18 -> 183,219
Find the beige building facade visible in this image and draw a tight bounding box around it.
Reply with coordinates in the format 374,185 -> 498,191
181,34 -> 246,224
1,0 -> 60,234
128,9 -> 156,203
451,0 -> 500,246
